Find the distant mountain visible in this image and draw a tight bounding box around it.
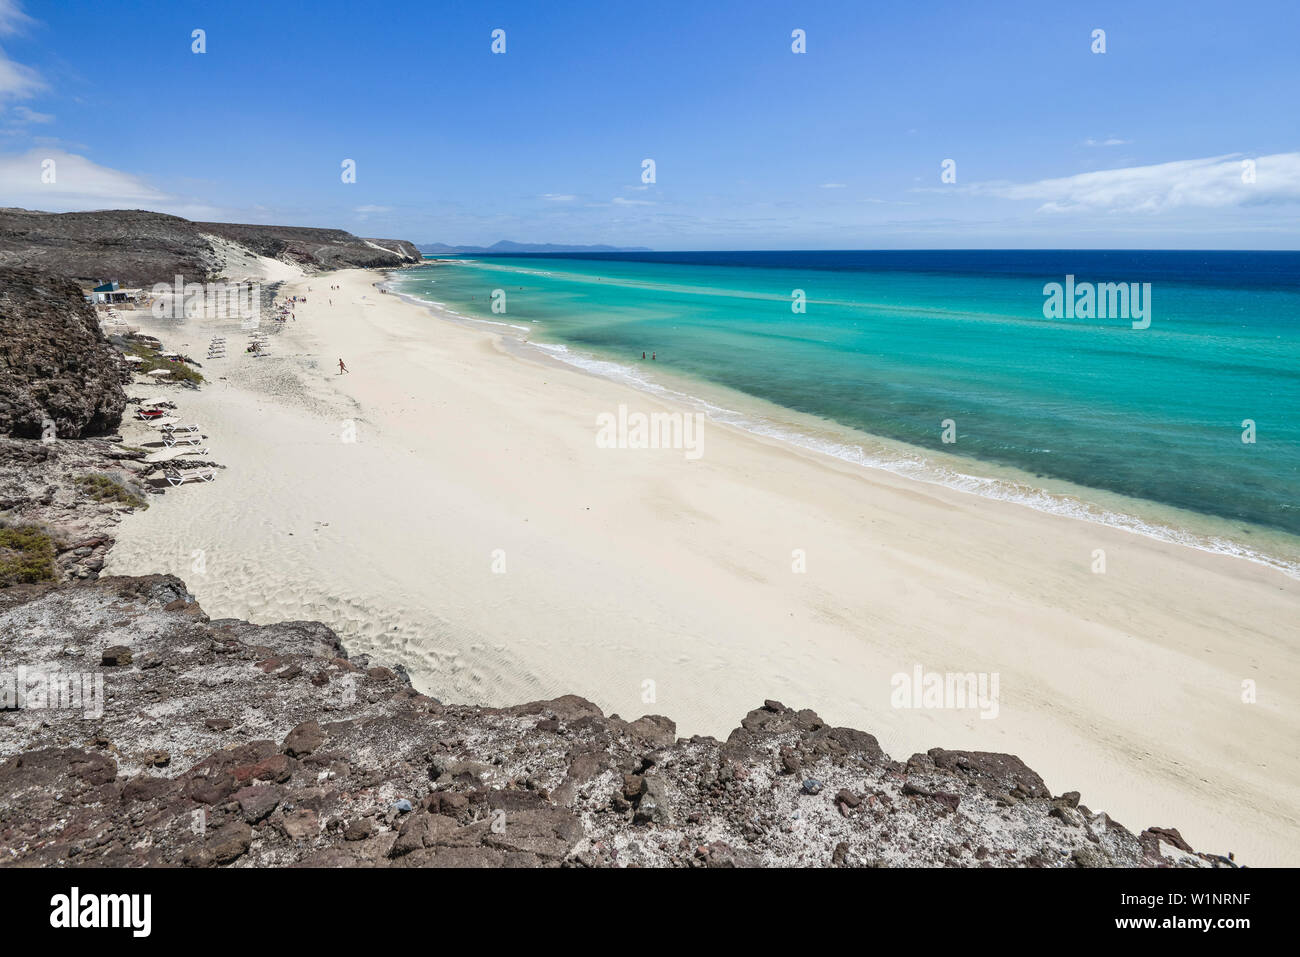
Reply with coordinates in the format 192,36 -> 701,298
418,240 -> 651,256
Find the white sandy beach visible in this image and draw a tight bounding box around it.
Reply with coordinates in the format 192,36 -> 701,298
103,261 -> 1300,866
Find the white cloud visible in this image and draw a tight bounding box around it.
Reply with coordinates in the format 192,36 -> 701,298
11,104 -> 51,122
961,153 -> 1300,213
819,182 -> 847,189
0,1 -> 40,101
540,193 -> 575,202
354,204 -> 391,214
0,49 -> 41,99
1084,137 -> 1131,147
0,149 -> 220,217
0,0 -> 33,35
612,196 -> 652,206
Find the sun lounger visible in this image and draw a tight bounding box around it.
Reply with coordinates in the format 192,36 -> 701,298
163,469 -> 215,486
145,447 -> 209,463
163,433 -> 205,447
135,408 -> 167,420
160,423 -> 200,433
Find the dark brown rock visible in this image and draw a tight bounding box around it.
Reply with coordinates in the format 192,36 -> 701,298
282,720 -> 325,757
235,784 -> 283,823
0,267 -> 127,438
101,645 -> 132,666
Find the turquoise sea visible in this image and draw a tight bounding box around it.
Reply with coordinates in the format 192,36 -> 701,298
392,250 -> 1300,575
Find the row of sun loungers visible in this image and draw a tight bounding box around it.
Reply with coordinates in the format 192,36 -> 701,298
126,396 -> 218,489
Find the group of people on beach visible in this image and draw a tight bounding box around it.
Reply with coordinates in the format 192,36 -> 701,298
641,352 -> 656,360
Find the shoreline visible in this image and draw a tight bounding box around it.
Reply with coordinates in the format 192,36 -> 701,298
102,264 -> 1300,866
388,268 -> 1300,582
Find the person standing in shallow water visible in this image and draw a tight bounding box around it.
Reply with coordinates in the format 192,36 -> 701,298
338,358 -> 349,375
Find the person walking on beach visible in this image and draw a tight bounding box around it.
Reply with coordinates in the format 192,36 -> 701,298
338,358 -> 349,375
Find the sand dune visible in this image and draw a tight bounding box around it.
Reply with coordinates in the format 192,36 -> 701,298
103,267 -> 1300,865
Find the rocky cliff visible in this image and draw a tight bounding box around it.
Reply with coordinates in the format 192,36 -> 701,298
0,267 -> 128,439
197,222 -> 422,272
0,208 -> 421,285
0,571 -> 1231,868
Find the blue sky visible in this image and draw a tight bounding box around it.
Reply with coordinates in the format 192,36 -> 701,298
1,0 -> 1297,248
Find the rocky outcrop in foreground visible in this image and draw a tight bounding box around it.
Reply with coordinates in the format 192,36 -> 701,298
0,208 -> 421,285
0,434 -> 159,585
0,574 -> 1231,868
0,267 -> 128,439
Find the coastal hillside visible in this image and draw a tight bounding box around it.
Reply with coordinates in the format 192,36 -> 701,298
0,573 -> 1229,868
0,208 -> 421,285
0,266 -> 128,439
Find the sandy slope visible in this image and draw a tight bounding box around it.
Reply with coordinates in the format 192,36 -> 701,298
104,267 -> 1300,865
